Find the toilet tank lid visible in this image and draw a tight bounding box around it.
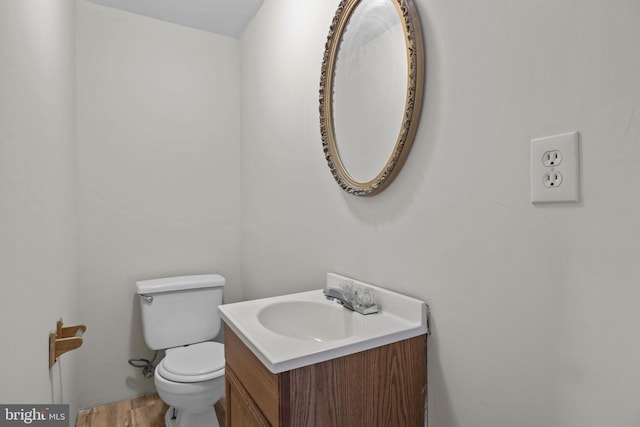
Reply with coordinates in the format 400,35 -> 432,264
136,274 -> 225,294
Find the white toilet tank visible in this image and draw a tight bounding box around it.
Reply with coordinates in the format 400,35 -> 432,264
136,274 -> 225,350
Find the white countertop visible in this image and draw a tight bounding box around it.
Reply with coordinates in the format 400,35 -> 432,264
218,273 -> 429,373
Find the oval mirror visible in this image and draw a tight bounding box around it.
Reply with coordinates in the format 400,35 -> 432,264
320,0 -> 424,196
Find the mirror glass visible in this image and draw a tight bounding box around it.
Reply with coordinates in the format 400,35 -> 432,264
320,0 -> 424,196
333,0 -> 407,183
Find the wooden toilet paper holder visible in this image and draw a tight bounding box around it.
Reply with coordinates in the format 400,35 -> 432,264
49,319 -> 86,368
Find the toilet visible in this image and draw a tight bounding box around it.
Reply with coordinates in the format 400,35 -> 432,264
136,274 -> 226,427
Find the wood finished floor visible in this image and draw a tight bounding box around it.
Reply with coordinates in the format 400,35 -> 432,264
76,394 -> 225,427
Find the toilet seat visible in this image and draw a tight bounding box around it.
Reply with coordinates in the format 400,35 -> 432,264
157,342 -> 225,383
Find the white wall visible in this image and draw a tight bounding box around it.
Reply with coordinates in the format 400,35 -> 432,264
75,1 -> 242,407
0,0 -> 79,420
240,1 -> 640,426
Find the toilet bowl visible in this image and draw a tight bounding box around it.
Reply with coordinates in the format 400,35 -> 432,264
154,342 -> 225,427
136,274 -> 227,427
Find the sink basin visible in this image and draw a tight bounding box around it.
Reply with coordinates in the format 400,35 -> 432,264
257,301 -> 363,342
219,273 -> 429,373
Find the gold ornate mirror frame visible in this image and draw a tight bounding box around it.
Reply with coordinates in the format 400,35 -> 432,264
319,0 -> 424,196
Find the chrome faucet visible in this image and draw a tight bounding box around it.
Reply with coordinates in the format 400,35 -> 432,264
324,281 -> 379,315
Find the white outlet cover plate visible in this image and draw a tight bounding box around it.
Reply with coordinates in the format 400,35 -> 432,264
530,131 -> 580,203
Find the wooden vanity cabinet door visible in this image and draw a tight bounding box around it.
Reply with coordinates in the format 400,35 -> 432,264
224,325 -> 282,426
226,366 -> 270,427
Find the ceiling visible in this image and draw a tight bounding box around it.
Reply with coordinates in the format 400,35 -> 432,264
85,0 -> 265,38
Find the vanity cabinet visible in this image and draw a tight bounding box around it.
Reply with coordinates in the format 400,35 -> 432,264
223,324 -> 427,426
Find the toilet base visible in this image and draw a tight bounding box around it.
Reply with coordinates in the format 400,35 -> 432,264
164,406 -> 219,427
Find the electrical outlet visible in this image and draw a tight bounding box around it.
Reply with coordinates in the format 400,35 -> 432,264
543,171 -> 563,188
530,131 -> 580,203
542,150 -> 562,167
